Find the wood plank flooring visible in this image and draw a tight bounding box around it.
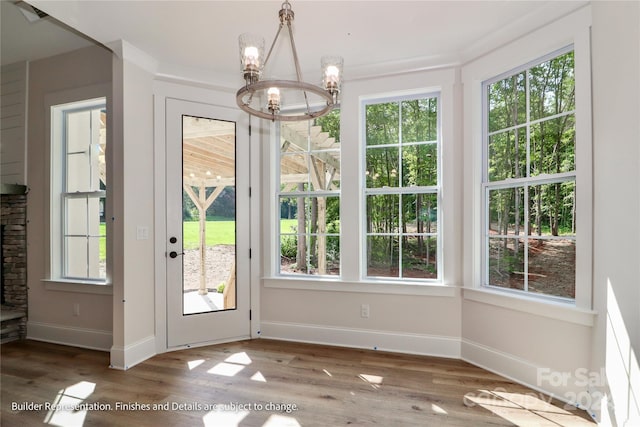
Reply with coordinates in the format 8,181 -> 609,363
1,339 -> 595,426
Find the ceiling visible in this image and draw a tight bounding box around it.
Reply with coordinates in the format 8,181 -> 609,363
0,1 -> 94,66
5,1 -> 588,85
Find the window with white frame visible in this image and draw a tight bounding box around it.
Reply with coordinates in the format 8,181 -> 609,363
363,93 -> 441,281
51,98 -> 107,281
483,47 -> 575,299
277,109 -> 341,276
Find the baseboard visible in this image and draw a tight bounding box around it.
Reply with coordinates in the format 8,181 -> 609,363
27,321 -> 112,351
260,321 -> 460,358
110,335 -> 156,370
461,338 -> 594,415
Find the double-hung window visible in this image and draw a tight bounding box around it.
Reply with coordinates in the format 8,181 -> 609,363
277,110 -> 341,276
482,47 -> 576,300
363,93 -> 441,281
51,98 -> 107,281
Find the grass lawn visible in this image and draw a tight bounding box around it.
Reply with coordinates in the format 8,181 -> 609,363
183,220 -> 236,249
99,218 -> 302,258
279,219 -> 297,234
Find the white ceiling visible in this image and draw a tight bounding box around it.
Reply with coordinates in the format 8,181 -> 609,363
6,1 -> 588,85
0,1 -> 94,66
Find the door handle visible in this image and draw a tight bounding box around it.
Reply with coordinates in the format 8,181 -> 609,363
169,251 -> 184,258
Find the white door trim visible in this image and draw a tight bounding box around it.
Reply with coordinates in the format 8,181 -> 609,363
153,81 -> 261,353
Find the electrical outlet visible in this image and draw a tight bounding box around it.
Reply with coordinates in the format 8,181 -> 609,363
361,304 -> 370,318
73,303 -> 80,317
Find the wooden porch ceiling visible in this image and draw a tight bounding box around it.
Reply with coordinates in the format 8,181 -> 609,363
182,117 -> 341,189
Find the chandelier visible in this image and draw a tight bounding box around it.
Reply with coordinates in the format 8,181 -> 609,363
236,0 -> 343,122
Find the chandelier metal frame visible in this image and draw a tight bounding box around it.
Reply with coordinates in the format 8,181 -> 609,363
236,1 -> 341,122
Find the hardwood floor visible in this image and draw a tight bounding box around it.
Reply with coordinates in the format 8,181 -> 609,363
1,339 -> 595,426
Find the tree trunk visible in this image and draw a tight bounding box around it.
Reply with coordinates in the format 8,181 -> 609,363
552,183 -> 560,236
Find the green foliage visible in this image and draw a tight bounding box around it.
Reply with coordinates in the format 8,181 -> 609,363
183,187 -> 236,221
487,51 -> 576,238
280,234 -> 298,259
217,283 -> 225,293
363,96 -> 440,279
99,223 -> 106,260
208,187 -> 235,218
314,109 -> 341,143
183,191 -> 196,221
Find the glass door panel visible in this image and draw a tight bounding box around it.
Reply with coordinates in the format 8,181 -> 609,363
166,98 -> 250,348
181,115 -> 237,315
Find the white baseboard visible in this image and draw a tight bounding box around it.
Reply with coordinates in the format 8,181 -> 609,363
461,338 -> 594,415
260,321 -> 460,358
110,335 -> 156,370
27,321 -> 112,352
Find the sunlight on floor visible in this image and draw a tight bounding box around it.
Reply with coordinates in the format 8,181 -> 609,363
358,373 -> 383,390
225,351 -> 252,365
202,409 -> 249,426
262,414 -> 302,427
206,351 -> 254,377
464,388 -> 595,426
431,403 -> 448,414
188,359 -> 205,370
44,381 -> 96,427
207,362 -> 245,377
202,409 -> 301,427
251,371 -> 267,382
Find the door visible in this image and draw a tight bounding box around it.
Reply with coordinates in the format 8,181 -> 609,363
166,98 -> 250,347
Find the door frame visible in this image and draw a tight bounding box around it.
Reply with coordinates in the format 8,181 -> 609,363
153,81 -> 261,353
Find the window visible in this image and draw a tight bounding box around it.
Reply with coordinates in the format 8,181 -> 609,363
483,48 -> 575,300
277,110 -> 341,276
363,93 -> 440,281
51,98 -> 107,281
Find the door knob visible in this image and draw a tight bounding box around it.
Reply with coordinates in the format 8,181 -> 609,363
169,251 -> 183,258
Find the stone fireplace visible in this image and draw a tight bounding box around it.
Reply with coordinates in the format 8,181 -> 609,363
1,187 -> 28,343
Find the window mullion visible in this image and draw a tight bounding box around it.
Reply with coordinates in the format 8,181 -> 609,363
362,94 -> 440,282
85,195 -> 90,278
483,48 -> 576,299
524,68 -> 531,293
485,172 -> 575,189
397,102 -> 404,279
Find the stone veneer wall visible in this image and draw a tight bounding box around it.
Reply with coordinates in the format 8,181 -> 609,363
1,194 -> 27,339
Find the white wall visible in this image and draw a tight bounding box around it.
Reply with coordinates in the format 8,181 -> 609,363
151,79 -> 263,352
460,6 -> 599,409
260,67 -> 464,358
108,41 -> 157,369
590,2 -> 640,425
19,4 -> 640,426
26,45 -> 113,350
1,61 -> 28,186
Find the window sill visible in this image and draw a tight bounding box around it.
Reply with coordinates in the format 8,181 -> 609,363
462,287 -> 596,326
42,279 -> 113,295
263,276 -> 459,297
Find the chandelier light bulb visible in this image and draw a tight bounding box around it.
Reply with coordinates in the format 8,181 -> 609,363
321,55 -> 343,98
243,46 -> 260,70
236,1 -> 343,121
239,33 -> 264,84
267,87 -> 281,113
325,65 -> 340,81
